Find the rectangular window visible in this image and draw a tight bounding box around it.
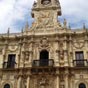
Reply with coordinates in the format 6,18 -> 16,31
7,54 -> 16,68
75,51 -> 84,66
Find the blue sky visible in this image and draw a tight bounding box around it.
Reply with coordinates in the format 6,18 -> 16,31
0,0 -> 88,33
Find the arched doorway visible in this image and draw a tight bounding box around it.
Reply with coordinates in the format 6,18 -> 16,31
79,83 -> 86,88
4,84 -> 10,88
40,50 -> 49,66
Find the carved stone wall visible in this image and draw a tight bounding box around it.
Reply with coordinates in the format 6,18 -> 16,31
30,75 -> 56,88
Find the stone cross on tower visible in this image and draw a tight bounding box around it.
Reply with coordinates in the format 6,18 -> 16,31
31,0 -> 62,29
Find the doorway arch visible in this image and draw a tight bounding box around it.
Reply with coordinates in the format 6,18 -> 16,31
79,83 -> 86,88
40,50 -> 49,66
4,84 -> 10,88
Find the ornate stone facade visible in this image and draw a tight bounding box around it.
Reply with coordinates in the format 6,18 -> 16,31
0,0 -> 88,88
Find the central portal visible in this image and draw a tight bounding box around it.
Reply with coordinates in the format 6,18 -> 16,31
40,50 -> 49,66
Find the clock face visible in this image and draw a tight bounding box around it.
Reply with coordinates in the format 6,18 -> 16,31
42,0 -> 51,5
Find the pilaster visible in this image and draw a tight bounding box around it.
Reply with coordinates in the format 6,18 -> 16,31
56,70 -> 60,88
17,76 -> 22,88
27,76 -> 30,88
56,75 -> 60,88
64,50 -> 68,66
65,69 -> 69,88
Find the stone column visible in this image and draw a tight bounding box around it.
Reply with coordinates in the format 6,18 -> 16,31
56,75 -> 59,88
54,41 -> 59,66
17,76 -> 22,88
71,76 -> 75,88
56,70 -> 60,88
27,76 -> 30,88
64,50 -> 68,66
65,75 -> 68,88
65,70 -> 69,88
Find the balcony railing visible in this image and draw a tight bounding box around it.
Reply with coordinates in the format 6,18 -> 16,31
32,59 -> 54,67
73,59 -> 88,67
3,61 -> 16,69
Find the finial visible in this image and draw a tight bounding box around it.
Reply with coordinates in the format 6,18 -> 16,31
25,21 -> 29,32
7,27 -> 10,37
21,27 -> 24,36
83,23 -> 86,29
33,1 -> 37,7
63,18 -> 67,28
68,23 -> 71,30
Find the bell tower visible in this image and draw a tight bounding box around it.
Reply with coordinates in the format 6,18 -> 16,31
31,0 -> 62,29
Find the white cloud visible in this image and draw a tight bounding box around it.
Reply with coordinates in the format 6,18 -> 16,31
60,0 -> 88,28
0,0 -> 88,33
0,0 -> 34,33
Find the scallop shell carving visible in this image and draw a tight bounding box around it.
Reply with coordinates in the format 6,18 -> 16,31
8,45 -> 18,52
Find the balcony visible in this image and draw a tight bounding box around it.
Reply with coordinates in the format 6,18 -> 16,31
32,59 -> 54,67
73,59 -> 88,67
3,61 -> 16,69
31,59 -> 55,74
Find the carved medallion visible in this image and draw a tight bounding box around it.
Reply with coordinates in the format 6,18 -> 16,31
39,37 -> 49,50
73,40 -> 84,49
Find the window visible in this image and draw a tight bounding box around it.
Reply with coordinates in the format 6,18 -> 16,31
7,54 -> 16,68
40,50 -> 49,66
4,84 -> 10,88
75,51 -> 84,66
75,51 -> 84,60
79,83 -> 86,88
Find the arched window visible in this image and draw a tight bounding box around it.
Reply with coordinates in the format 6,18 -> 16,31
40,50 -> 49,66
79,83 -> 86,88
4,84 -> 10,88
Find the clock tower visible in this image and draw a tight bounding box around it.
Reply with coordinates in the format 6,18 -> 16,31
31,0 -> 62,29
